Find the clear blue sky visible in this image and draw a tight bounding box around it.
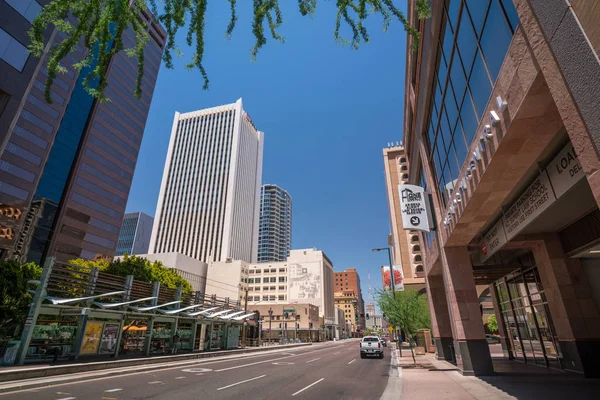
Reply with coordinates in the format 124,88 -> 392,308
126,1 -> 408,302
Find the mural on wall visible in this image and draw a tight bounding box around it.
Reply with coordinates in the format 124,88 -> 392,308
288,262 -> 321,302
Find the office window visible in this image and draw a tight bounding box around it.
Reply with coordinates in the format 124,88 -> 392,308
5,143 -> 41,165
6,0 -> 42,23
0,29 -> 29,71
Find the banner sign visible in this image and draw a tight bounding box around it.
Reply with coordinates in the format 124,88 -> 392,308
98,323 -> 120,355
381,265 -> 404,292
80,321 -> 103,355
478,141 -> 584,260
398,184 -> 430,232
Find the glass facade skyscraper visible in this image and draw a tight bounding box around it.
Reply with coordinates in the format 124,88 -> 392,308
0,5 -> 166,264
257,184 -> 292,262
116,212 -> 154,256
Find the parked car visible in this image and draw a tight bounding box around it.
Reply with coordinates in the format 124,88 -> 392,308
378,337 -> 387,347
486,334 -> 501,344
360,336 -> 384,359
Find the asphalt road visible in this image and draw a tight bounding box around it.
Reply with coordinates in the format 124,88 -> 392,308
1,340 -> 393,400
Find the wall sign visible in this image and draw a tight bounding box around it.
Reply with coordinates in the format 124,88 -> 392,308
546,144 -> 585,198
478,141 -> 585,260
398,184 -> 430,232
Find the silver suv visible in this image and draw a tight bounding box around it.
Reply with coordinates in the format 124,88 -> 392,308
360,336 -> 384,359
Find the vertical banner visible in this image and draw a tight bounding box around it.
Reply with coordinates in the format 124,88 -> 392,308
381,266 -> 404,292
80,321 -> 104,355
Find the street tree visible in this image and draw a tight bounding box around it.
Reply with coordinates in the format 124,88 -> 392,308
30,0 -> 431,103
0,260 -> 42,331
377,287 -> 430,365
486,314 -> 498,334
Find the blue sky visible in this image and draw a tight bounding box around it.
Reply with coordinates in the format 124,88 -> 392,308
126,1 -> 408,301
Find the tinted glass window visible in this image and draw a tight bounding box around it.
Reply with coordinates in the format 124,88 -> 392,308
0,28 -> 29,71
469,50 -> 492,117
465,0 -> 490,36
480,0 -> 513,81
6,0 -> 42,23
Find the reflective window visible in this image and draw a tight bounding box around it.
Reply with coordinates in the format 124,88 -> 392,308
88,136 -> 135,168
84,148 -> 132,180
33,80 -> 65,105
0,160 -> 35,182
84,232 -> 115,249
20,110 -> 53,134
481,0 -> 514,81
0,28 -> 29,71
27,95 -> 59,119
75,176 -> 126,206
0,181 -> 29,200
469,50 -> 492,117
72,193 -> 121,218
465,0 -> 490,36
81,163 -> 128,193
5,142 -> 42,165
500,0 -> 519,30
5,0 -> 42,23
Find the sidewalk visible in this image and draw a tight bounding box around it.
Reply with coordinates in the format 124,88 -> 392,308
394,348 -> 600,399
0,343 -> 310,384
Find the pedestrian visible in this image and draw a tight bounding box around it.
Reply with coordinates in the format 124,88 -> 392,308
172,333 -> 180,355
39,340 -> 61,363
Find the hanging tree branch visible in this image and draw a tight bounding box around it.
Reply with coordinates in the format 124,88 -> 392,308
29,0 -> 431,103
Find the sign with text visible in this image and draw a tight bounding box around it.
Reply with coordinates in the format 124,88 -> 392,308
503,172 -> 554,240
546,143 -> 585,198
398,184 -> 430,232
479,219 -> 508,262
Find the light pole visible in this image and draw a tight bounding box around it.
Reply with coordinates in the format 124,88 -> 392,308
372,247 -> 395,296
240,284 -> 248,347
268,307 -> 273,344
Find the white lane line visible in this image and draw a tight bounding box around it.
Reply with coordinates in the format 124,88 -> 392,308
148,381 -> 163,384
334,351 -> 341,355
175,376 -> 186,379
348,359 -> 356,365
56,397 -> 76,400
216,374 -> 266,391
291,378 -> 325,396
104,388 -> 123,392
305,358 -> 321,363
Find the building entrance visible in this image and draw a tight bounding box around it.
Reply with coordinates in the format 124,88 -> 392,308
495,254 -> 561,369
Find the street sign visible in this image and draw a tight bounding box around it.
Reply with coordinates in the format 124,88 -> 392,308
388,326 -> 393,333
283,309 -> 295,313
398,184 -> 431,232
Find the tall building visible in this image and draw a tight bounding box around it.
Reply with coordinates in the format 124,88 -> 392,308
115,212 -> 154,256
382,143 -> 425,289
257,184 -> 292,262
403,0 -> 600,377
0,2 -> 166,264
334,268 -> 365,331
149,99 -> 264,263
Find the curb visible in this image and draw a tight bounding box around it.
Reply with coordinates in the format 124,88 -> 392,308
0,343 -> 310,390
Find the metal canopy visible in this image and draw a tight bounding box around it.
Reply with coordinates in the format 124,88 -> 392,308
184,306 -> 219,317
93,296 -> 157,309
206,309 -> 233,318
233,312 -> 257,321
129,300 -> 182,312
220,310 -> 246,320
156,304 -> 202,315
43,291 -> 126,305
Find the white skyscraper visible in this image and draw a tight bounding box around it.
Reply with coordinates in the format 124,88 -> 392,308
150,99 -> 264,263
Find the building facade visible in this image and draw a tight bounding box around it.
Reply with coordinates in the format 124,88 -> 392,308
150,99 -> 264,264
246,261 -> 289,304
403,0 -> 600,377
382,143 -> 426,288
115,212 -> 154,256
334,268 -> 366,331
257,184 -> 292,262
334,291 -> 361,336
0,3 -> 166,265
252,303 -> 321,342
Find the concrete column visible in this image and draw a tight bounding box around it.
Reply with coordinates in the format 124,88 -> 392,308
442,246 -> 494,376
425,272 -> 454,361
530,234 -> 600,377
489,283 -> 513,359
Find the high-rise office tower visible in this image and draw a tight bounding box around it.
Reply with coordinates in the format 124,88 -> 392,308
150,99 -> 264,263
0,2 -> 166,264
116,212 -> 154,256
257,184 -> 292,262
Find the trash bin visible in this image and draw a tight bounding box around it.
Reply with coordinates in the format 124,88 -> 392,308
1,340 -> 20,366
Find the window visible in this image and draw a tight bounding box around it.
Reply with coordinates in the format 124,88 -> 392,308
5,143 -> 41,165
6,0 -> 42,23
279,276 -> 286,282
0,28 -> 29,71
278,295 -> 285,300
0,160 -> 35,182
256,269 -> 261,273
263,277 -> 269,283
270,277 -> 276,283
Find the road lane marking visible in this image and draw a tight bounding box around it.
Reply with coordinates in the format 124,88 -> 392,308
196,373 -> 204,376
306,358 -> 320,363
216,375 -> 266,391
291,378 -> 324,396
348,359 -> 356,365
181,367 -> 213,373
56,397 -> 76,400
175,376 -> 186,379
272,362 -> 294,365
104,388 -> 123,392
334,351 -> 341,355
148,381 -> 162,384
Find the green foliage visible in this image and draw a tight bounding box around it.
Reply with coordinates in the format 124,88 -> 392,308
68,254 -> 193,294
0,260 -> 42,328
31,0 -> 431,103
377,288 -> 430,343
486,314 -> 498,333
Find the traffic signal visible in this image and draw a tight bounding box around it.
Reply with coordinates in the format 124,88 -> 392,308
366,313 -> 370,320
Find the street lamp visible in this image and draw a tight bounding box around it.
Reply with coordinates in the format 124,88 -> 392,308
372,247 -> 395,296
268,307 -> 273,344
